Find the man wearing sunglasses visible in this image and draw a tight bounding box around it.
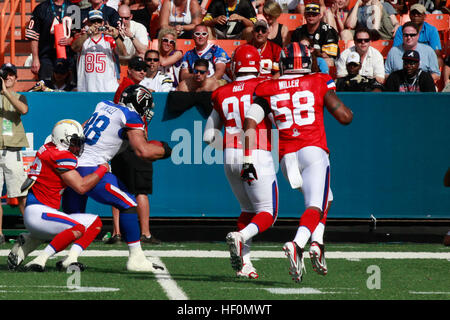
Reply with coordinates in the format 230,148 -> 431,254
140,50 -> 174,92
179,23 -> 230,82
177,58 -> 220,92
385,21 -> 440,81
290,3 -> 339,65
392,4 -> 443,68
117,4 -> 149,64
248,20 -> 281,78
336,26 -> 385,84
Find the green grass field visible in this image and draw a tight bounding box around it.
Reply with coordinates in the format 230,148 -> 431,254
0,241 -> 449,303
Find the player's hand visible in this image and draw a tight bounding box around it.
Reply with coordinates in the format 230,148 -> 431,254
148,140 -> 172,159
241,163 -> 258,185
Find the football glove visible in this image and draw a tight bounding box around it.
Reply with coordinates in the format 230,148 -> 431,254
241,163 -> 258,185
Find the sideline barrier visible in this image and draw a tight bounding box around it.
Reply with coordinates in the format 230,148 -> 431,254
20,92 -> 450,220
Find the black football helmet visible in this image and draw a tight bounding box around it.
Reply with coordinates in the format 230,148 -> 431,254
120,84 -> 155,121
279,42 -> 312,75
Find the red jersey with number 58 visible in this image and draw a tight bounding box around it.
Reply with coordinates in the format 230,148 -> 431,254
28,142 -> 78,209
254,73 -> 336,158
212,76 -> 272,151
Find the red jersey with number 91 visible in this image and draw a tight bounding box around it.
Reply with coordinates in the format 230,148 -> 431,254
212,77 -> 272,151
28,142 -> 78,209
254,73 -> 336,158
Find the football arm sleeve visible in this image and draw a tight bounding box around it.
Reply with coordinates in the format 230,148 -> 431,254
203,109 -> 223,145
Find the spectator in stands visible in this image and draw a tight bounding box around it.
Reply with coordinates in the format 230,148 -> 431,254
179,24 -> 231,82
384,49 -> 436,91
281,0 -> 326,14
159,0 -> 203,39
346,0 -> 400,40
141,50 -> 174,92
72,10 -> 126,92
117,4 -> 150,64
123,0 -> 159,36
385,21 -> 440,81
26,0 -> 75,81
81,0 -> 121,27
298,36 -> 329,73
157,27 -> 184,89
203,0 -> 257,40
323,0 -> 353,41
28,58 -> 76,92
336,26 -> 385,84
262,1 -> 290,47
393,4 -> 443,67
248,20 -> 282,78
0,63 -> 30,245
335,52 -> 384,91
177,58 -> 221,91
291,3 -> 340,65
113,55 -> 148,102
442,56 -> 450,92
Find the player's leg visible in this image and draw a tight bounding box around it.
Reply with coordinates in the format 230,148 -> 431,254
309,199 -> 331,275
23,206 -> 87,271
57,214 -> 102,270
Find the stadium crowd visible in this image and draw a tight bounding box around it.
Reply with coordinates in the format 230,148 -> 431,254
21,0 -> 450,93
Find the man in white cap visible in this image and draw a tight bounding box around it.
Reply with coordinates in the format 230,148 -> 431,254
71,10 -> 127,92
336,52 -> 384,91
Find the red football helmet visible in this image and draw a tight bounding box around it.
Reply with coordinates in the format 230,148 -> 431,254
232,44 -> 261,75
280,42 -> 312,74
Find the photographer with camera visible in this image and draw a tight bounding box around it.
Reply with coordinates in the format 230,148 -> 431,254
0,63 -> 30,245
71,9 -> 127,92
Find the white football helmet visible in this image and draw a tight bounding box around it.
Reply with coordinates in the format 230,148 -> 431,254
51,119 -> 85,156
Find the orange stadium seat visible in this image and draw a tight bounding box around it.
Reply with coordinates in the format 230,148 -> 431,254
425,14 -> 449,41
277,13 -> 305,31
149,13 -> 160,40
370,40 -> 393,58
176,39 -> 195,54
209,39 -> 247,57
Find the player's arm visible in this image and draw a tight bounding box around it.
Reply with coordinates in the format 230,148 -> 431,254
60,163 -> 110,195
127,129 -> 171,161
324,90 -> 353,125
241,96 -> 271,185
203,108 -> 223,148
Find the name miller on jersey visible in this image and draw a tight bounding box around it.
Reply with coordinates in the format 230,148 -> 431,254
279,79 -> 300,90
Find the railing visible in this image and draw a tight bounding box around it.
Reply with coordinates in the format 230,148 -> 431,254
0,0 -> 37,65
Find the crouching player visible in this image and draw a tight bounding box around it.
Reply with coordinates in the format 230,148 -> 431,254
8,120 -> 106,272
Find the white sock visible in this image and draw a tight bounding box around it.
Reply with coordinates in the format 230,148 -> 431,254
128,242 -> 143,257
27,245 -> 55,267
293,226 -> 311,249
240,223 -> 259,242
310,223 -> 325,244
242,238 -> 252,265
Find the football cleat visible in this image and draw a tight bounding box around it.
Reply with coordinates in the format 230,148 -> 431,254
56,260 -> 87,272
226,232 -> 244,272
282,241 -> 306,283
236,263 -> 259,279
309,241 -> 328,275
127,253 -> 164,272
24,263 -> 45,272
7,233 -> 43,271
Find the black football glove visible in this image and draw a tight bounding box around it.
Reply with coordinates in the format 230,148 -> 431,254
160,141 -> 172,159
241,163 -> 258,185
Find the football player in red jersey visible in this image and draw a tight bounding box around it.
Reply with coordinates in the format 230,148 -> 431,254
242,43 -> 353,282
7,120 -> 109,272
203,44 -> 278,279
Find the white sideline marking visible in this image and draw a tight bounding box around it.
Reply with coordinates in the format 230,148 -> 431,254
150,257 -> 189,300
1,250 -> 449,259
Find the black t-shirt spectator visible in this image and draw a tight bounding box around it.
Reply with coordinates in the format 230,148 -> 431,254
384,69 -> 436,92
205,0 -> 256,36
80,4 -> 120,28
291,22 -> 340,59
336,74 -> 384,92
25,0 -> 74,59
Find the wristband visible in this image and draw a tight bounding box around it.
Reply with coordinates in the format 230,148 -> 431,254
94,165 -> 108,179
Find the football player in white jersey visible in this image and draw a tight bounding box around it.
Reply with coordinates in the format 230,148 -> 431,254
62,85 -> 172,272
